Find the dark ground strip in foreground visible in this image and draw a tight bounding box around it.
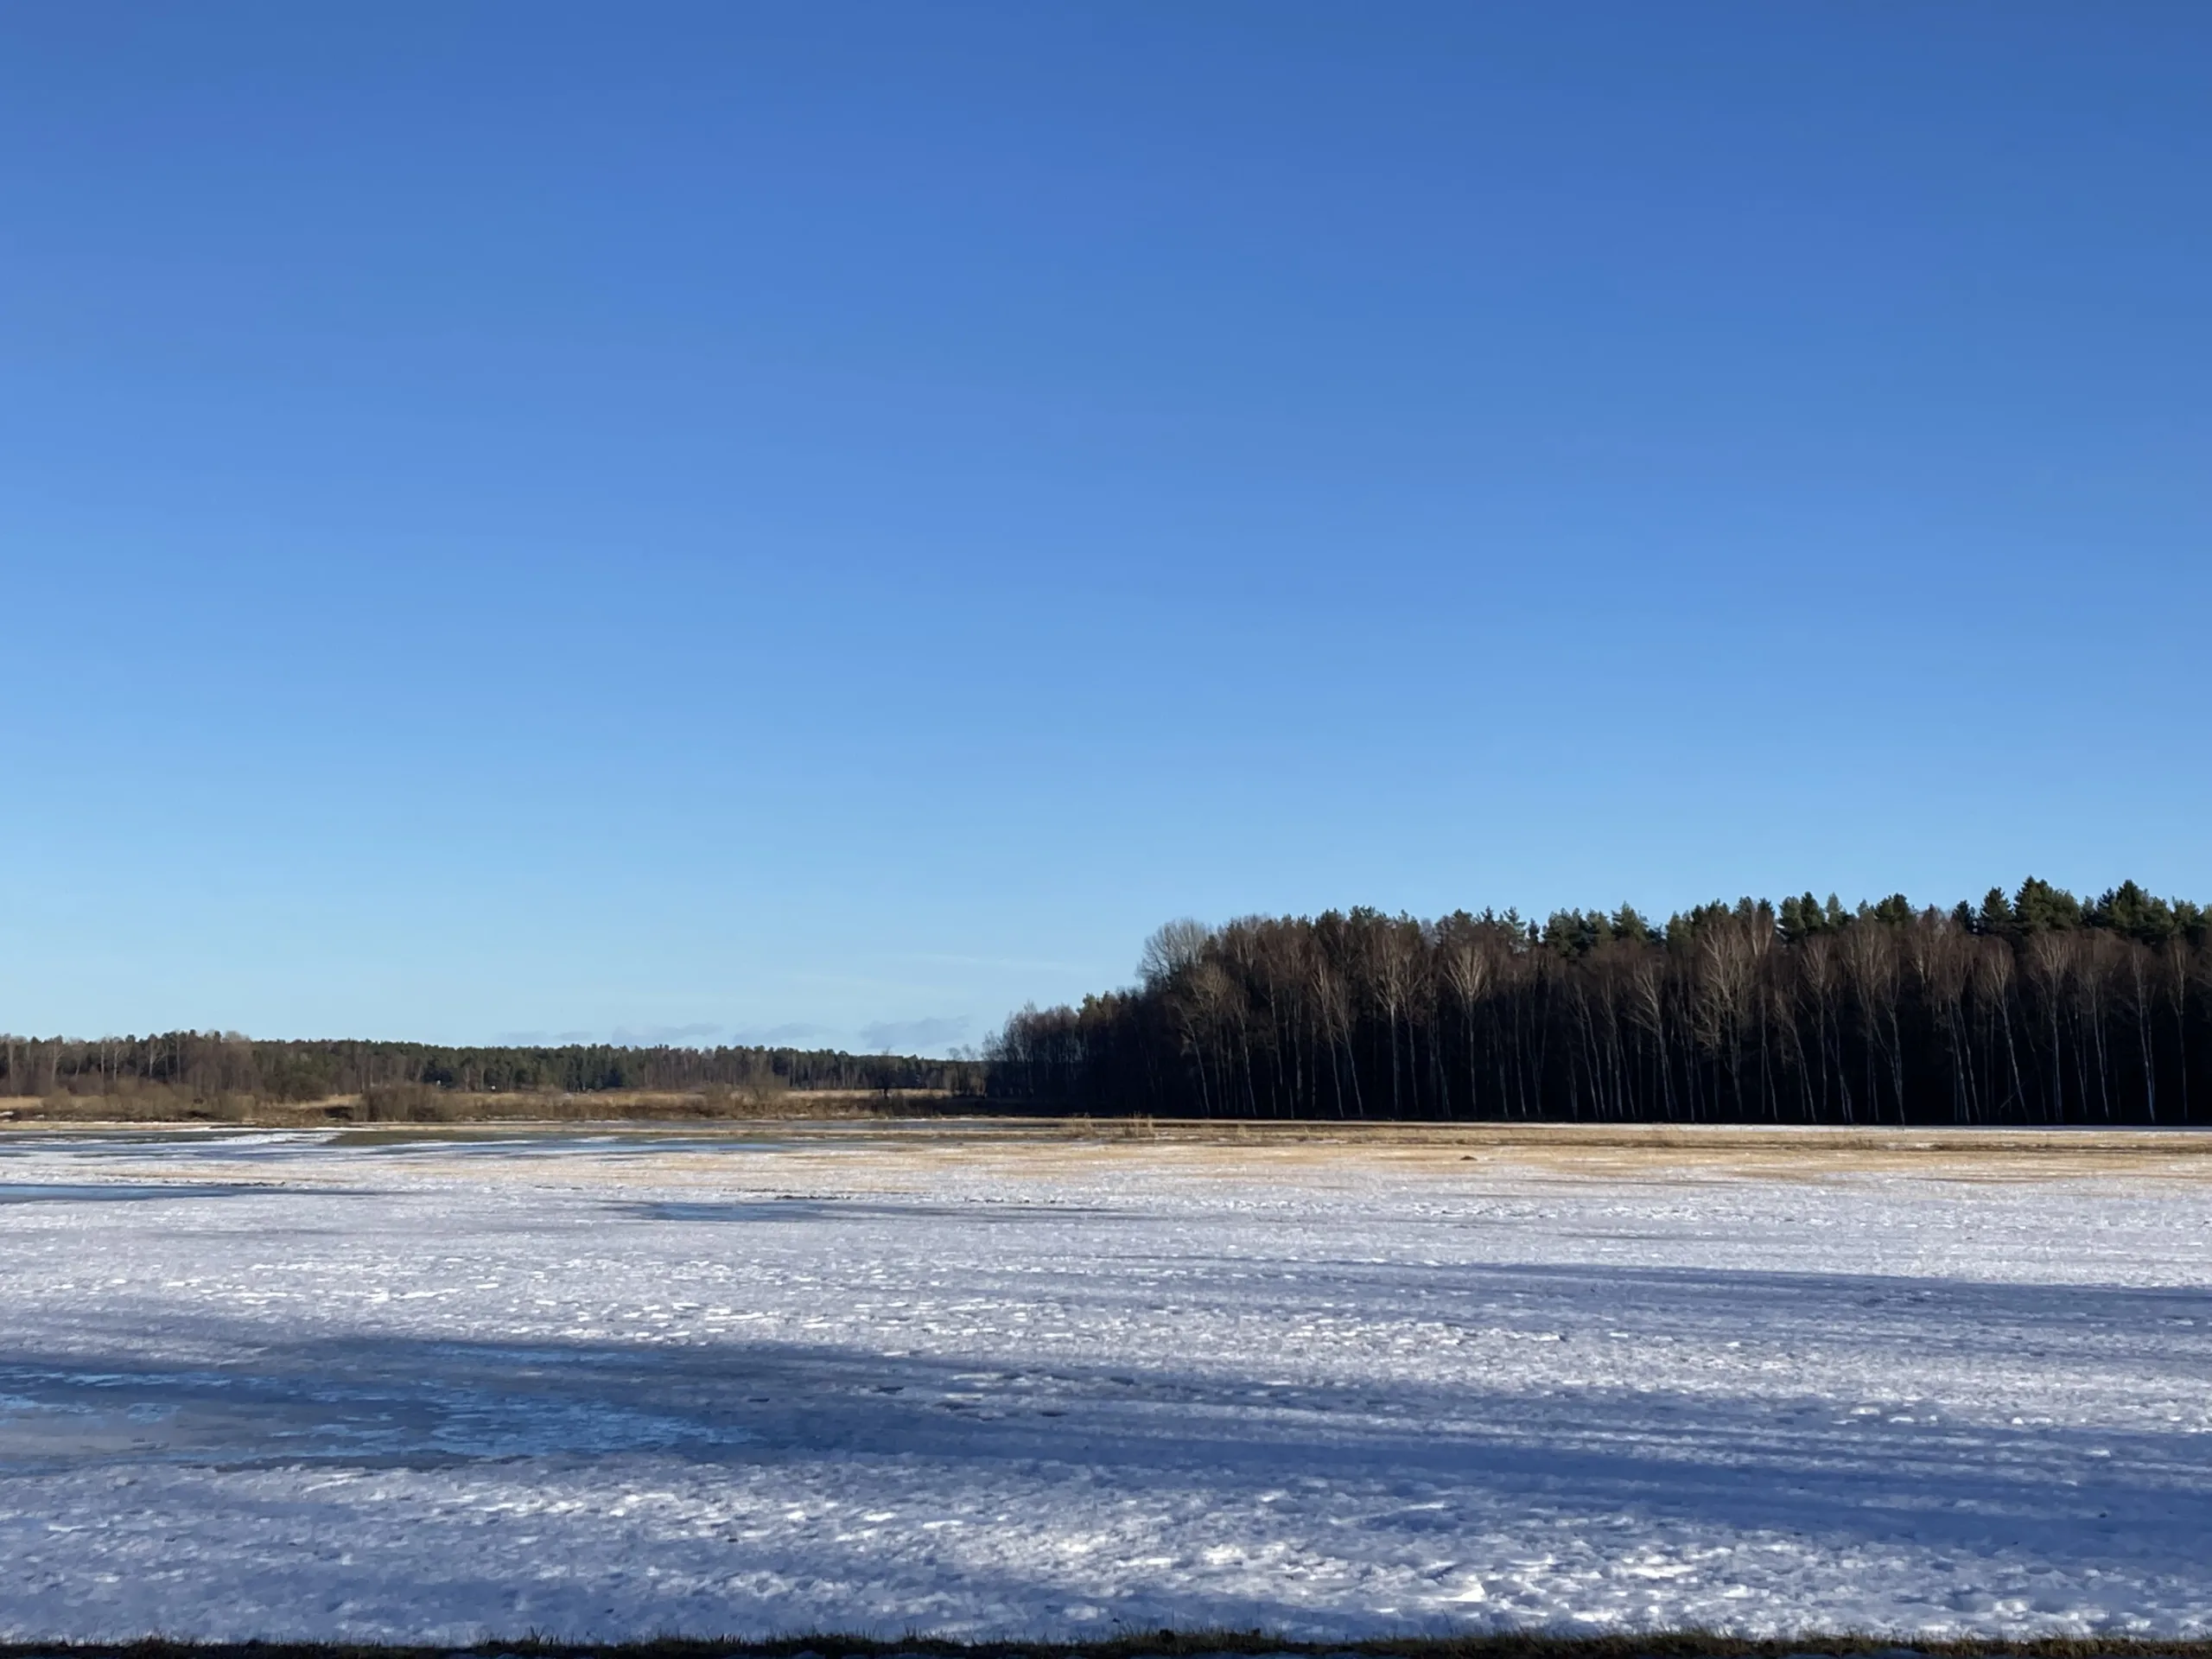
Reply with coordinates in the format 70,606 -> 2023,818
3,1636 -> 2212,1659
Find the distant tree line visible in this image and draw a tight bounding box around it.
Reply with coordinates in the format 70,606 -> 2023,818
985,880 -> 2212,1125
0,1033 -> 984,1106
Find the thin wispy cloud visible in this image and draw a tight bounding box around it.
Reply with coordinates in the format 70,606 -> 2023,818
858,1015 -> 972,1055
610,1022 -> 729,1046
906,952 -> 1092,975
728,1021 -> 831,1046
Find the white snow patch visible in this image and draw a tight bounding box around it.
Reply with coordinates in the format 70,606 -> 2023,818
0,1128 -> 2206,1641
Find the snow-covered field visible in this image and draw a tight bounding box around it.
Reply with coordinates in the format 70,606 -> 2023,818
1,1123 -> 2209,1643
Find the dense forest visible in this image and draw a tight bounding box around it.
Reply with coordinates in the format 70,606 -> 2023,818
11,879 -> 2209,1126
985,880 -> 2212,1126
0,1033 -> 983,1110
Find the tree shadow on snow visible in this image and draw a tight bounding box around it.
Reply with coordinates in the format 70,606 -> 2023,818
0,1257 -> 2207,1588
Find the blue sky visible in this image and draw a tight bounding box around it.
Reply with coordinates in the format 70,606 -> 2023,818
3,3 -> 2207,1052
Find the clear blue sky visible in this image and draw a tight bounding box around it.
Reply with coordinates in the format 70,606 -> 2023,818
3,3 -> 2207,1052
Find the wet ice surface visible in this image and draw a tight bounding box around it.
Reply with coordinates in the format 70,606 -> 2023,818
0,1125 -> 2209,1643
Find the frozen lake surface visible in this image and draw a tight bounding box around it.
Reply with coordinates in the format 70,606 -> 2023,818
1,1122 -> 2209,1643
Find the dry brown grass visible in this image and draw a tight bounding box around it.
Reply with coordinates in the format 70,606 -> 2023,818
7,1107 -> 2209,1192
0,1087 -> 958,1130
1012,1119 -> 2212,1185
